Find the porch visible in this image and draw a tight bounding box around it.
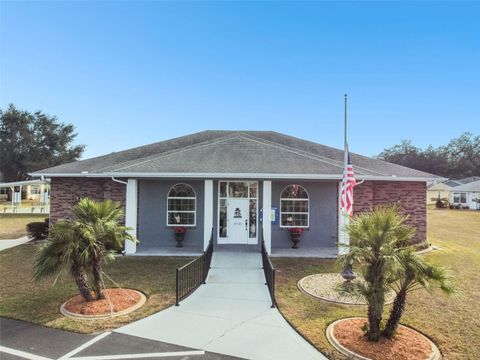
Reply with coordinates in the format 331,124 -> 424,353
123,178 -> 343,258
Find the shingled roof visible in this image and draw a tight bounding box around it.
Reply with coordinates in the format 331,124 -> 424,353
31,131 -> 438,180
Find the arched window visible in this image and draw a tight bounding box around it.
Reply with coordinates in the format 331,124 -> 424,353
280,185 -> 309,228
167,183 -> 196,226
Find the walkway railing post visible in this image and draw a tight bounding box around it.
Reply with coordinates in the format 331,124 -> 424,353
175,268 -> 179,306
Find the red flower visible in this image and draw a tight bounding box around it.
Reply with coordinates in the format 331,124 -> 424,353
174,227 -> 186,234
288,228 -> 304,234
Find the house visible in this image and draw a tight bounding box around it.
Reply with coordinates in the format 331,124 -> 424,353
450,180 -> 480,210
31,131 -> 438,256
444,179 -> 462,188
456,176 -> 480,185
0,179 -> 50,213
427,182 -> 455,205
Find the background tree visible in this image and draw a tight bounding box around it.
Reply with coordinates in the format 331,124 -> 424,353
377,133 -> 479,179
0,104 -> 85,181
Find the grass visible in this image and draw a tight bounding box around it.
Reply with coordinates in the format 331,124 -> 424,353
272,209 -> 480,360
0,243 -> 193,333
0,214 -> 48,239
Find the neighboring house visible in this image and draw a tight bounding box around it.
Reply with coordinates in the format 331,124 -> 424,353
0,180 -> 50,202
444,179 -> 462,187
427,182 -> 454,205
450,180 -> 480,210
31,131 -> 438,256
456,176 -> 480,185
0,179 -> 50,213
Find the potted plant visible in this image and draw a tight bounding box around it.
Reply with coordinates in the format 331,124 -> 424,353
174,226 -> 186,247
287,227 -> 304,249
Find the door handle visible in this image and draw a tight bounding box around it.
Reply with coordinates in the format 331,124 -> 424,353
245,219 -> 248,231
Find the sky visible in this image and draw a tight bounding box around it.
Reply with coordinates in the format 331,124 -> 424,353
1,1 -> 479,159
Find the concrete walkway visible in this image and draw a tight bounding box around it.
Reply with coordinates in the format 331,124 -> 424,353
0,236 -> 30,251
117,250 -> 327,360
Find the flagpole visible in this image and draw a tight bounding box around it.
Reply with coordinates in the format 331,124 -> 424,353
340,94 -> 355,282
344,94 -> 347,149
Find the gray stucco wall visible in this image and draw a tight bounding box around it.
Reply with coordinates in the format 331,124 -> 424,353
137,180 -> 204,251
271,181 -> 338,249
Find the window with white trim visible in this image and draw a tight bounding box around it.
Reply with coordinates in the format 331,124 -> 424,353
453,192 -> 467,204
280,184 -> 309,228
167,184 -> 196,226
30,185 -> 41,195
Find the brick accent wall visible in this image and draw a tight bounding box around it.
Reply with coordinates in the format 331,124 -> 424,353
50,177 -> 126,223
353,181 -> 427,244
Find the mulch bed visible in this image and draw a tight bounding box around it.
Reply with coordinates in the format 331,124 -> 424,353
332,318 -> 434,360
64,288 -> 142,316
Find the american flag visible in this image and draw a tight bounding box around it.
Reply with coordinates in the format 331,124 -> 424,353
340,143 -> 356,217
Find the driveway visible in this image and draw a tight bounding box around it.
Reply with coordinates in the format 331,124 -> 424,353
0,236 -> 30,251
0,317 -> 242,360
117,250 -> 327,360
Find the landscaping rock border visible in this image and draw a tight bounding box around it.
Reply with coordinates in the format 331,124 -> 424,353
60,289 -> 146,320
416,245 -> 441,255
326,317 -> 441,360
298,273 -> 394,305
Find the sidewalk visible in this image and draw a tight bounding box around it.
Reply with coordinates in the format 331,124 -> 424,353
0,236 -> 31,251
117,251 -> 327,360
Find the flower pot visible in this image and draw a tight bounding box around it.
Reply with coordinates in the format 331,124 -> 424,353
289,233 -> 302,249
174,232 -> 185,247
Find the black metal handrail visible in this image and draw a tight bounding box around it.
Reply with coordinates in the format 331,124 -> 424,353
175,230 -> 213,306
261,239 -> 276,308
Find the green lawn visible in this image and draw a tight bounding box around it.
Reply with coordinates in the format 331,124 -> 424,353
272,209 -> 480,360
0,214 -> 48,239
0,244 -> 193,333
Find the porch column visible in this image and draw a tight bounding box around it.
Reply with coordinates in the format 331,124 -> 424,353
125,179 -> 137,254
263,180 -> 272,254
203,180 -> 213,250
338,182 -> 350,256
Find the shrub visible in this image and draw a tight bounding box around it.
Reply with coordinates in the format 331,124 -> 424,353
26,219 -> 49,241
449,204 -> 455,209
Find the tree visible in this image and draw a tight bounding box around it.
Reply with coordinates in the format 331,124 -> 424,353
444,132 -> 480,177
33,220 -> 94,301
382,249 -> 454,337
72,198 -> 132,299
338,204 -> 416,341
377,133 -> 479,179
0,104 -> 85,181
33,198 -> 135,301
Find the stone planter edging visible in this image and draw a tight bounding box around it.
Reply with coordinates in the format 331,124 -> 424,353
416,245 -> 440,255
326,317 -> 441,360
297,274 -> 394,306
60,289 -> 146,320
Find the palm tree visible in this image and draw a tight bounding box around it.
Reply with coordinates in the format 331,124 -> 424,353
382,249 -> 454,338
34,198 -> 135,301
33,220 -> 94,301
338,204 -> 416,341
72,198 -> 134,299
